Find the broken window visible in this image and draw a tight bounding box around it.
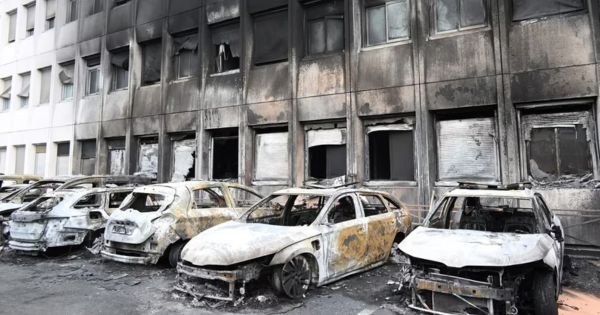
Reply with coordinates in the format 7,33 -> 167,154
247,194 -> 329,226
141,39 -> 162,85
359,194 -> 388,217
80,139 -> 96,175
254,131 -> 288,181
107,138 -> 125,176
367,124 -> 415,181
210,19 -> 240,74
0,147 -> 6,172
521,110 -> 595,182
108,192 -> 129,209
434,0 -> 487,33
56,142 -> 70,175
74,193 -> 102,209
45,0 -> 55,30
436,116 -> 498,182
171,135 -> 195,182
34,145 -> 46,176
306,128 -> 347,179
114,0 -> 129,6
59,61 -> 75,100
121,193 -> 168,213
137,137 -> 158,178
18,72 -> 30,108
173,33 -> 199,79
304,0 -> 344,55
89,0 -> 103,15
66,0 -> 78,23
25,3 -> 36,37
1,77 -> 11,111
229,187 -> 262,208
366,0 -> 410,46
39,67 -> 51,104
110,48 -> 129,91
253,8 -> 288,65
211,130 -> 238,180
14,145 -> 25,175
512,0 -> 584,21
7,10 -> 17,43
327,195 -> 356,224
193,187 -> 226,208
85,55 -> 101,95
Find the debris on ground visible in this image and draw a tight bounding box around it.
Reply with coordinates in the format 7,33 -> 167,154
86,236 -> 103,255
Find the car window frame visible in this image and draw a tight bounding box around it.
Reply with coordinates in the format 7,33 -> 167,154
321,193 -> 363,225
357,192 -> 390,217
226,185 -> 263,208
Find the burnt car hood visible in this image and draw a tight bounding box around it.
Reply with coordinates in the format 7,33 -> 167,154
181,221 -> 320,267
399,227 -> 555,268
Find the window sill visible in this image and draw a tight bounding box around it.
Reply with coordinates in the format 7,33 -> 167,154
209,69 -> 240,77
364,180 -> 417,187
301,51 -> 344,62
140,82 -> 161,88
428,25 -> 490,41
435,180 -> 500,187
361,39 -> 412,52
109,87 -> 128,94
251,180 -> 288,186
172,76 -> 196,83
84,93 -> 101,98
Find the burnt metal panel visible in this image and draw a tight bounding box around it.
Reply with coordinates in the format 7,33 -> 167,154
56,46 -> 76,64
106,29 -> 131,51
509,14 -> 594,73
426,76 -> 497,110
206,0 -> 240,24
108,1 -> 132,34
166,112 -> 197,133
133,85 -> 162,117
297,54 -> 345,98
166,78 -> 200,113
137,0 -> 167,25
247,0 -> 288,14
79,38 -> 102,58
297,94 -> 346,122
204,107 -> 240,129
246,63 -> 291,104
102,119 -> 128,138
133,116 -> 161,136
247,101 -> 289,125
168,9 -> 199,34
357,44 -> 414,90
204,73 -> 243,108
79,12 -> 105,41
169,0 -> 202,16
424,31 -> 495,82
511,65 -> 598,103
136,20 -> 163,43
357,86 -> 416,117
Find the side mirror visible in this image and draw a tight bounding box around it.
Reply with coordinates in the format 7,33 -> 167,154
549,225 -> 564,242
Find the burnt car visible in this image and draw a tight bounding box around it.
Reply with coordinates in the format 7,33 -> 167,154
175,188 -> 412,302
397,183 -> 564,315
8,186 -> 136,253
0,175 -> 41,199
101,181 -> 263,267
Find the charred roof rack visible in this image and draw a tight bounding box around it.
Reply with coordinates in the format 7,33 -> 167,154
457,182 -> 532,190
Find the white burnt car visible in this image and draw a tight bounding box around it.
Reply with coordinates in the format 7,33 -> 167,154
101,181 -> 263,267
398,183 -> 564,315
9,187 -> 135,253
176,188 -> 412,302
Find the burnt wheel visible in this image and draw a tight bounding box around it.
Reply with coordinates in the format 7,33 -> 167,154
168,242 -> 186,268
532,271 -> 558,315
272,255 -> 311,299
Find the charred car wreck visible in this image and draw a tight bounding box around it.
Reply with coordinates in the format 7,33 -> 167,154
101,181 -> 262,267
175,188 -> 412,302
398,184 -> 564,315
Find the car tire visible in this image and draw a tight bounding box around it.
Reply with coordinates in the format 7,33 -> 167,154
532,271 -> 558,315
271,255 -> 311,299
168,242 -> 186,268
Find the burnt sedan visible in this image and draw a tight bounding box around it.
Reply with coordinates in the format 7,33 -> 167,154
101,181 -> 262,267
397,183 -> 564,315
175,188 -> 412,302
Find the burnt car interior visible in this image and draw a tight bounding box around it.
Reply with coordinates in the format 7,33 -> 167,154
3,181 -> 63,203
327,196 -> 356,224
123,193 -> 167,213
246,194 -> 329,226
193,188 -> 227,208
429,196 -> 541,234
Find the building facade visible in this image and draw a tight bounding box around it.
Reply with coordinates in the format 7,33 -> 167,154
0,0 -> 599,247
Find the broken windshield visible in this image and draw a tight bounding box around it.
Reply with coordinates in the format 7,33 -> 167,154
427,196 -> 540,234
25,197 -> 63,212
121,193 -> 171,213
245,194 -> 330,226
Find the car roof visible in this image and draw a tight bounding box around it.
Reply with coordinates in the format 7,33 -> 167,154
445,188 -> 536,199
271,187 -> 390,197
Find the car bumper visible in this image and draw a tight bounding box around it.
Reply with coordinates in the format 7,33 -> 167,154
101,241 -> 161,265
100,249 -> 155,264
8,239 -> 46,252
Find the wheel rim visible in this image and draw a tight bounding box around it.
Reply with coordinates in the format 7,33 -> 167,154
281,256 -> 311,299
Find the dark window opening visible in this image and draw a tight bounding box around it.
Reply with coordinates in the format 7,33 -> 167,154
304,0 -> 345,56
512,0 -> 584,21
67,0 -> 78,23
108,192 -> 129,208
114,0 -> 129,7
141,39 -> 162,85
110,48 -> 129,90
210,19 -> 241,74
123,193 -> 168,213
212,130 -> 238,180
369,130 -> 414,181
74,193 -> 102,209
89,0 -> 103,15
80,140 -> 96,175
309,145 -> 346,179
25,3 -> 36,37
173,33 -> 199,79
435,0 -> 487,33
366,0 -> 410,46
253,8 -> 288,65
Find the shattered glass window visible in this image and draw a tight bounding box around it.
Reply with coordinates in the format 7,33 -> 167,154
137,137 -> 158,178
435,0 -> 486,33
358,194 -> 388,217
193,187 -> 226,208
122,193 -> 168,213
229,187 -> 262,208
171,137 -> 196,182
107,138 -> 125,176
366,0 -> 410,46
211,19 -> 241,74
512,0 -> 584,21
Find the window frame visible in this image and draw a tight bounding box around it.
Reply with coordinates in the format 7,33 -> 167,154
18,72 -> 31,109
431,0 -> 489,37
304,125 -> 348,181
7,10 -> 17,43
1,76 -> 12,111
90,0 -> 103,15
66,0 -> 78,23
305,15 -> 345,57
86,64 -> 101,96
253,128 -> 289,184
510,0 -> 586,23
210,134 -> 239,180
252,8 -> 289,66
38,66 -> 52,105
25,2 -> 36,37
364,0 -> 411,47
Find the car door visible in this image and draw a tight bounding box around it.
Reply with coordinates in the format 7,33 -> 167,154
184,186 -> 239,238
73,193 -> 106,230
323,193 -> 369,278
358,193 -> 398,265
536,194 -> 564,286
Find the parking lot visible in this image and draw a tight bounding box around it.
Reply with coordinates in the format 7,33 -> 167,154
0,246 -> 599,315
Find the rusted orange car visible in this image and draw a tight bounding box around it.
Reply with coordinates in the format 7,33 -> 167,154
176,187 -> 412,302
